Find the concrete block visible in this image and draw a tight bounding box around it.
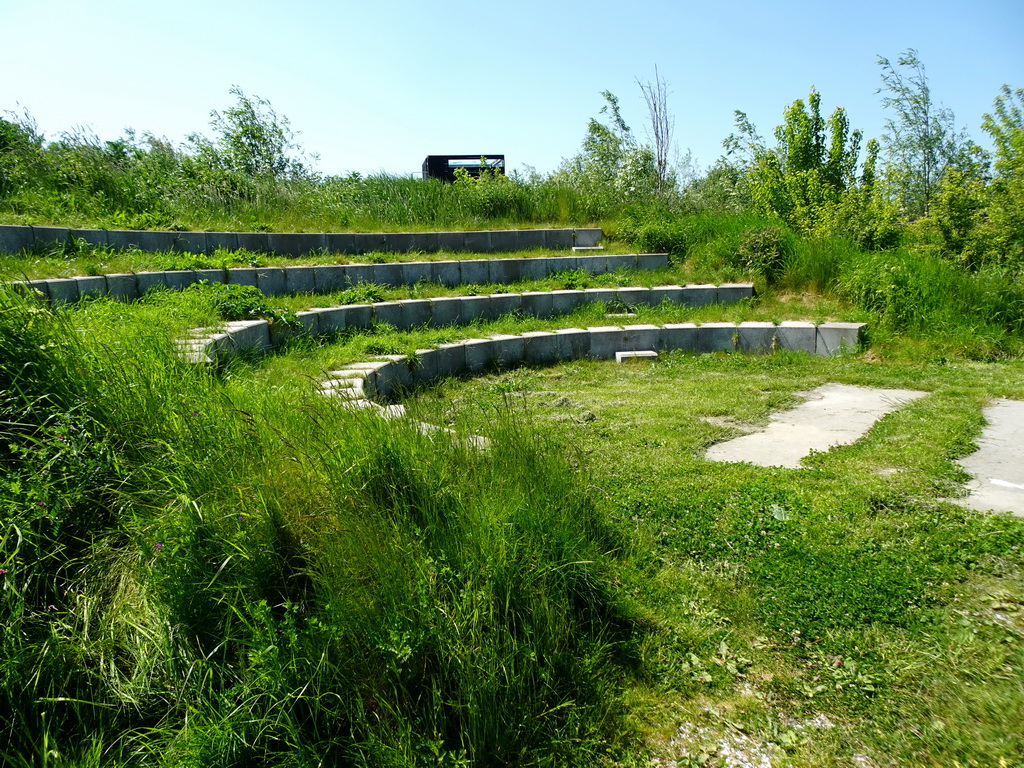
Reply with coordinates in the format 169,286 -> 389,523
205,232 -> 239,252
105,273 -> 138,301
431,260 -> 462,288
76,276 -> 107,300
578,254 -> 609,275
384,232 -> 416,254
637,253 -> 669,271
660,323 -> 698,352
682,284 -> 718,307
135,271 -> 168,296
31,226 -> 71,250
717,282 -> 754,306
517,230 -> 547,250
545,229 -> 573,248
294,310 -> 321,336
458,295 -> 491,324
554,328 -> 591,359
617,286 -> 652,307
588,326 -> 624,359
165,270 -> 199,291
136,230 -> 178,252
223,319 -> 271,352
464,338 -> 497,373
736,322 -> 776,353
400,261 -> 432,286
775,321 -> 816,354
649,285 -> 685,306
435,342 -> 467,378
344,264 -> 375,286
372,301 -> 404,328
192,269 -> 224,286
325,233 -> 356,254
459,259 -> 489,286
697,322 -> 738,353
256,267 -> 286,296
436,231 -> 467,252
284,266 -> 317,294
430,296 -> 464,326
412,348 -> 440,383
519,257 -> 550,281
375,355 -> 415,395
0,225 -> 34,253
616,350 -> 658,363
574,228 -> 603,247
522,331 -> 562,365
313,265 -> 348,294
313,307 -> 346,335
399,299 -> 432,329
606,254 -> 637,273
621,324 -> 662,351
521,291 -> 554,318
227,268 -> 260,288
235,232 -> 270,253
18,280 -> 50,300
489,230 -> 519,252
340,304 -> 373,330
268,232 -> 325,257
487,334 -> 525,369
373,263 -> 403,287
464,231 -> 490,253
487,293 -> 522,319
104,230 -> 138,251
44,278 -> 79,304
352,232 -> 388,254
488,257 -> 522,285
816,322 -> 865,356
584,288 -> 619,309
411,232 -> 439,253
547,255 -> 578,273
173,231 -> 208,254
550,289 -> 585,316
69,228 -> 105,248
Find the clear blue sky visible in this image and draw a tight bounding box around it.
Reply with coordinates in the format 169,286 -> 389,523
2,0 -> 1021,178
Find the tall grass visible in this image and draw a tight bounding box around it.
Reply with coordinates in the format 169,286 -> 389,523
0,288 -> 643,766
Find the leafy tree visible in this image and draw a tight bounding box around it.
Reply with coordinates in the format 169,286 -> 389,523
726,89 -> 875,234
188,85 -> 313,181
981,85 -> 1024,267
876,49 -> 972,219
554,91 -> 659,215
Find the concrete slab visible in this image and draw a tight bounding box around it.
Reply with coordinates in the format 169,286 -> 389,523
637,253 -> 668,271
660,323 -> 698,352
0,225 -> 34,253
521,291 -> 554,318
284,266 -> 317,294
314,307 -> 347,335
436,232 -> 466,252
401,261 -> 433,286
816,323 -> 865,356
256,268 -> 286,296
372,301 -> 404,328
489,258 -> 522,285
399,299 -> 433,329
464,338 -> 497,373
487,293 -> 522,319
105,273 -> 139,301
616,350 -> 658,363
706,383 -> 927,468
374,263 -> 403,286
313,265 -> 348,294
459,259 -> 489,286
76,276 -> 107,300
736,322 -> 776,354
227,268 -> 259,288
430,296 -> 464,326
775,321 -> 817,354
956,399 -> 1024,516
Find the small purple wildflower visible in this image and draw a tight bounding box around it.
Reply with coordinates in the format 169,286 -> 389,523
0,568 -> 7,575
36,501 -> 44,507
153,542 -> 164,552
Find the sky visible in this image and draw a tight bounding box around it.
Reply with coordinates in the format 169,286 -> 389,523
2,0 -> 1021,179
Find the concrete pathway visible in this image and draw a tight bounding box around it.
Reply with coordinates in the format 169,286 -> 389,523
956,398 -> 1024,517
705,383 -> 927,468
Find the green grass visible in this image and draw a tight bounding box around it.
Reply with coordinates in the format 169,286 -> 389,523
3,218 -> 1024,766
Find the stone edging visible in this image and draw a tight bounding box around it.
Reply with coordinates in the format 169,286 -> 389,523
0,225 -> 602,257
174,283 -> 756,362
10,253 -> 667,304
314,322 -> 865,400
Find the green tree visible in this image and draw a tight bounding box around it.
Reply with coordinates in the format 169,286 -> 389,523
188,85 -> 313,181
981,85 -> 1024,267
726,89 -> 873,233
877,49 -> 971,219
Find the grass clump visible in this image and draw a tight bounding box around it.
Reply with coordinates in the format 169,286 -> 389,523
0,289 -> 645,766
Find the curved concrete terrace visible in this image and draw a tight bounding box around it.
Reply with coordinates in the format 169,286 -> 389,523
10,252 -> 668,305
0,224 -> 602,258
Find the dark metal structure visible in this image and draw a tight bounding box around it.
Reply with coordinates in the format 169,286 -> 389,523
422,155 -> 505,182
